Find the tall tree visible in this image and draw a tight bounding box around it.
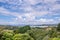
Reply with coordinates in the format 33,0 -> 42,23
18,25 -> 31,33
13,33 -> 34,40
57,23 -> 60,31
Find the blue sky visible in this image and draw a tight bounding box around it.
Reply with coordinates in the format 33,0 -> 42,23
0,0 -> 60,25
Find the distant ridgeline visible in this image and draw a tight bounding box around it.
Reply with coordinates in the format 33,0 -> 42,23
0,24 -> 57,27
30,24 -> 57,28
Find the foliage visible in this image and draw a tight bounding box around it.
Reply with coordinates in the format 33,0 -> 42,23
13,29 -> 19,34
49,38 -> 60,40
18,25 -> 31,33
49,28 -> 57,38
57,23 -> 60,31
52,38 -> 60,40
0,25 -> 60,40
27,28 -> 48,40
13,33 -> 34,40
1,30 -> 14,40
5,38 -> 11,40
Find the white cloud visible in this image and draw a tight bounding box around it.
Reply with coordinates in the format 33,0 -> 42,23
52,4 -> 60,10
36,18 -> 54,22
44,0 -> 56,4
26,0 -> 43,4
0,7 -> 21,16
0,0 -> 60,25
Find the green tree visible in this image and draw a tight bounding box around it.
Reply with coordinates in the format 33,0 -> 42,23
2,30 -> 14,40
5,38 -> 11,40
18,25 -> 31,33
57,23 -> 60,31
48,38 -> 60,40
49,28 -> 57,38
0,29 -> 3,40
52,38 -> 60,40
13,29 -> 19,34
27,28 -> 48,40
13,33 -> 34,40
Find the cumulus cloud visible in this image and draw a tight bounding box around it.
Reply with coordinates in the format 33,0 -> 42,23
0,0 -> 60,25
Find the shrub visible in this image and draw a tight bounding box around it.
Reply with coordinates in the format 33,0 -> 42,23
13,33 -> 34,40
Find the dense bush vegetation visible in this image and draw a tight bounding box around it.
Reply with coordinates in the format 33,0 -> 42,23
57,23 -> 60,31
0,24 -> 60,40
13,33 -> 34,40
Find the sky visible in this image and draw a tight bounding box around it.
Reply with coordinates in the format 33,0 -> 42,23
0,0 -> 60,25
